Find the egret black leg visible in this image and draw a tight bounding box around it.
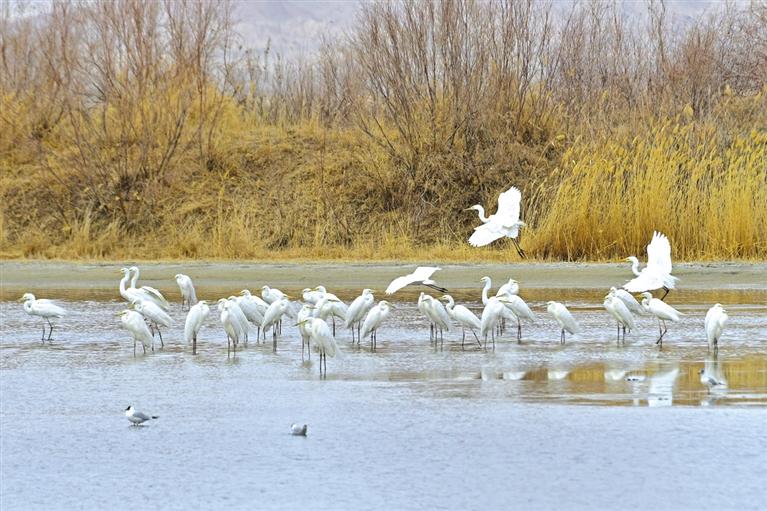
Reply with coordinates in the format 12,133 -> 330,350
41,325 -> 46,342
517,321 -> 522,342
46,319 -> 54,341
461,328 -> 465,350
660,287 -> 669,301
512,238 -> 526,259
157,327 -> 164,348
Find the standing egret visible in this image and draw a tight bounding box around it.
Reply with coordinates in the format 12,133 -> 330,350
385,267 -> 447,295
623,232 -> 679,300
262,297 -> 291,352
314,286 -> 347,335
300,317 -> 340,376
261,285 -> 288,304
480,276 -> 515,334
479,297 -> 506,350
118,309 -> 153,355
603,294 -> 635,343
496,278 -> 520,297
465,186 -> 527,258
441,295 -> 481,349
421,295 -> 451,348
128,266 -> 169,309
502,295 -> 536,342
360,301 -> 393,352
236,294 -> 265,341
546,301 -> 579,344
418,292 -> 436,343
184,300 -> 210,354
219,300 -> 243,352
704,304 -> 728,351
297,304 -> 315,359
640,292 -> 682,347
302,288 -> 322,305
132,299 -> 173,348
345,289 -> 375,343
608,287 -> 644,316
19,293 -> 67,342
226,296 -> 252,345
175,274 -> 197,311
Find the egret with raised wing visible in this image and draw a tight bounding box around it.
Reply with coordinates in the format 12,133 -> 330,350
623,232 -> 679,300
466,186 -> 527,258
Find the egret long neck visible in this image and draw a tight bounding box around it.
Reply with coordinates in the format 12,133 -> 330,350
481,280 -> 491,305
630,259 -> 640,276
119,273 -> 130,296
475,206 -> 489,223
130,268 -> 139,288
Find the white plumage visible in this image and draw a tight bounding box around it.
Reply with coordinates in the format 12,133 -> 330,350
704,303 -> 728,351
360,300 -> 393,351
441,294 -> 482,348
261,285 -> 287,304
421,295 -> 451,346
623,232 -> 679,296
546,301 -> 579,343
19,292 -> 67,342
608,286 -> 644,315
133,298 -> 172,348
603,294 -> 635,343
385,267 -> 446,295
501,294 -> 536,341
128,266 -> 169,309
479,297 -> 506,350
175,273 -> 197,310
466,186 -> 526,257
640,292 -> 682,346
184,300 -> 210,349
345,289 -> 375,342
303,317 -> 340,376
119,309 -> 153,354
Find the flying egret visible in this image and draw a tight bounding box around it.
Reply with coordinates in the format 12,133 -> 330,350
608,287 -> 644,315
175,274 -> 197,311
546,301 -> 579,344
118,309 -> 153,355
465,186 -> 527,258
623,232 -> 679,300
640,292 -> 682,347
360,301 -> 393,352
125,405 -> 158,426
441,295 -> 481,349
501,294 -> 536,342
479,297 -> 506,350
300,317 -> 340,376
385,267 -> 447,295
704,303 -> 728,351
132,299 -> 172,348
184,300 -> 210,354
262,297 -> 291,352
421,295 -> 451,348
345,289 -> 375,343
128,266 -> 169,309
603,294 -> 635,343
19,293 -> 66,342
219,299 -> 244,352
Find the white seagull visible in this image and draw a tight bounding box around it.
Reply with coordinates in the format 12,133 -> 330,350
623,231 -> 679,300
385,267 -> 447,295
465,186 -> 527,258
19,293 -> 67,343
125,405 -> 158,426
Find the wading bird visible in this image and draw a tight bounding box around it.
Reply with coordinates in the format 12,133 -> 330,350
219,299 -> 244,352
466,186 -> 527,258
261,285 -> 288,304
300,317 -> 340,376
360,301 -> 393,352
502,294 -> 536,342
421,294 -> 451,347
184,300 -> 210,354
704,303 -> 728,351
128,266 -> 169,309
19,293 -> 66,342
640,292 -> 682,347
623,232 -> 678,300
175,274 -> 197,311
132,299 -> 172,348
479,296 -> 507,350
480,276 -> 516,334
603,294 -> 635,343
608,287 -> 644,316
118,309 -> 153,355
546,301 -> 579,344
125,405 -> 158,426
441,295 -> 481,349
236,294 -> 264,341
262,297 -> 292,352
385,267 -> 447,295
119,268 -> 168,310
345,289 -> 375,343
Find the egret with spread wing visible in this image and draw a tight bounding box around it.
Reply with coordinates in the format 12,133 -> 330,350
623,232 -> 679,300
385,267 -> 447,295
466,186 -> 527,258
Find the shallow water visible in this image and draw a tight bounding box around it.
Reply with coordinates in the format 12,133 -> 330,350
1,262 -> 766,509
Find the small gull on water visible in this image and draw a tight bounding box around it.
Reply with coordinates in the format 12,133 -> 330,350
125,405 -> 158,426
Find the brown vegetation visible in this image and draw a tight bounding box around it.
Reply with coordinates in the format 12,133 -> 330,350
1,0 -> 765,261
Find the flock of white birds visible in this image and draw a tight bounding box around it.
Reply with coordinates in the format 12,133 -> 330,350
17,187 -> 730,376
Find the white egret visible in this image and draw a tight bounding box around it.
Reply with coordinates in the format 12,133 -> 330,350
261,285 -> 288,304
300,317 -> 340,376
219,299 -> 244,352
314,286 -> 347,335
465,186 -> 526,258
546,301 -> 579,344
19,293 -> 67,342
608,287 -> 644,315
441,295 -> 481,349
118,309 -> 153,355
418,292 -> 437,343
501,294 -> 536,342
184,300 -> 210,354
119,268 -> 167,310
125,405 -> 158,426
421,295 -> 451,347
226,296 -> 252,345
128,266 -> 169,309
240,290 -> 270,312
236,293 -> 265,341
480,276 -> 515,334
603,294 -> 635,343
345,289 -> 375,343
496,278 -> 520,297
297,304 -> 315,359
302,288 -> 322,304
360,300 -> 393,352
623,232 -> 679,300
175,274 -> 197,311
640,292 -> 682,347
704,303 -> 728,351
132,299 -> 172,348
262,297 -> 291,352
479,297 -> 506,350
385,267 -> 447,295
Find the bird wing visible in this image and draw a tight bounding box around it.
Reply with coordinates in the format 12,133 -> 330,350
468,224 -> 506,247
495,186 -> 522,224
413,266 -> 440,281
133,411 -> 152,421
622,270 -> 664,293
385,272 -> 420,294
646,231 -> 673,274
